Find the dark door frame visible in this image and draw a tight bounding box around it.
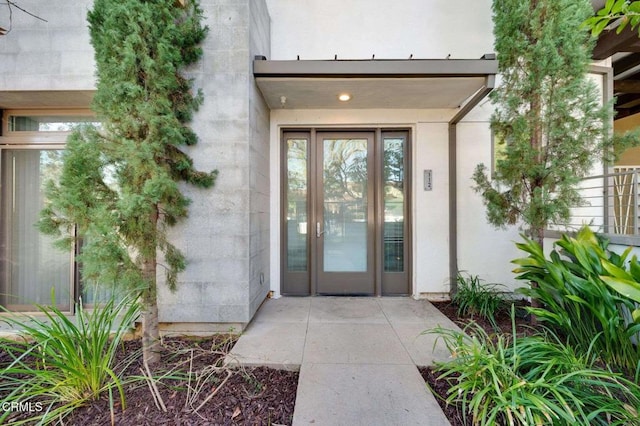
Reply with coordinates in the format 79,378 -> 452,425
281,128 -> 412,296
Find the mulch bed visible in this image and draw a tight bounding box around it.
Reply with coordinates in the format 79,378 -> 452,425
430,300 -> 532,337
1,301 -> 534,426
419,300 -> 532,426
1,336 -> 298,425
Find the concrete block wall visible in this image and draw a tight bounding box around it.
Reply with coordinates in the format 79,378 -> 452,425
0,0 -> 272,328
248,0 -> 271,319
160,0 -> 252,324
0,0 -> 95,91
159,0 -> 271,327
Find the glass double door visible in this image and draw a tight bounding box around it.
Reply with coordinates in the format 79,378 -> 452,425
283,130 -> 409,296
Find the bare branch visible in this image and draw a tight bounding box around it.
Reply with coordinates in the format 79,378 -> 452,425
1,0 -> 47,36
7,1 -> 46,22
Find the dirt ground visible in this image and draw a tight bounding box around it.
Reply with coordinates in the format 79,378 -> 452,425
1,336 -> 298,426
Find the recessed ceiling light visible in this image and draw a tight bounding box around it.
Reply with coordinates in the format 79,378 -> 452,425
338,93 -> 351,102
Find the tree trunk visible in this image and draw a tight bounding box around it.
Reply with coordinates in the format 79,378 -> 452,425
529,224 -> 545,326
141,285 -> 161,365
141,206 -> 161,366
528,0 -> 543,327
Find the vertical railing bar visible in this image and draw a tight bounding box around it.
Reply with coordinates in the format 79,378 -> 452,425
634,170 -> 639,236
12,154 -> 16,213
570,169 -> 640,237
628,170 -> 633,234
604,168 -> 610,234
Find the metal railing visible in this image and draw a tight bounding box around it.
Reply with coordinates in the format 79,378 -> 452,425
556,167 -> 640,237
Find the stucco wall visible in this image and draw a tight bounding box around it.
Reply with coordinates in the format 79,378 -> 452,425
615,113 -> 640,167
265,0 -> 494,60
456,116 -> 522,292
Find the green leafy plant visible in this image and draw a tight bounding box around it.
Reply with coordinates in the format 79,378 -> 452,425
0,293 -> 140,425
599,252 -> 640,323
585,0 -> 640,37
428,317 -> 640,425
452,273 -> 505,328
513,226 -> 640,374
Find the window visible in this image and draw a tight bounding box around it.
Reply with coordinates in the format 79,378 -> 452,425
0,110 -> 105,311
9,115 -> 99,133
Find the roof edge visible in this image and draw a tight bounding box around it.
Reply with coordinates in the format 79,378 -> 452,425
253,55 -> 498,78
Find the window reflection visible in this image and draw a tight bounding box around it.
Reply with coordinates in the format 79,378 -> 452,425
384,138 -> 405,272
9,115 -> 100,132
323,139 -> 368,272
286,139 -> 308,272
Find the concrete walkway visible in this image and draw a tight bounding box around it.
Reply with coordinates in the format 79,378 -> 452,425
227,297 -> 461,426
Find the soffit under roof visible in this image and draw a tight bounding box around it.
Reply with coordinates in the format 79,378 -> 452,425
253,58 -> 497,110
257,77 -> 490,109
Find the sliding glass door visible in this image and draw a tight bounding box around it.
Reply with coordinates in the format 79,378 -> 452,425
0,149 -> 72,310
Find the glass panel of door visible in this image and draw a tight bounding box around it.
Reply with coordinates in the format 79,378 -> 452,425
381,133 -> 409,295
286,138 -> 309,273
317,133 -> 374,294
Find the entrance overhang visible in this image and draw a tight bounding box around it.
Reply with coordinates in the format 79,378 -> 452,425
254,56 -> 498,110
255,56 -> 498,297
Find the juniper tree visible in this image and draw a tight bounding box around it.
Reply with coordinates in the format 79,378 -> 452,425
473,0 -> 614,251
39,0 -> 215,365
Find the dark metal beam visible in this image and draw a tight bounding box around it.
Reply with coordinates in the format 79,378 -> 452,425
615,92 -> 640,108
617,104 -> 640,118
617,96 -> 640,109
448,76 -> 496,296
613,53 -> 640,77
593,26 -> 640,60
253,57 -> 498,79
614,79 -> 640,93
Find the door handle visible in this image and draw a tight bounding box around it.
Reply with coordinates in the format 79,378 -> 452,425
316,222 -> 325,238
